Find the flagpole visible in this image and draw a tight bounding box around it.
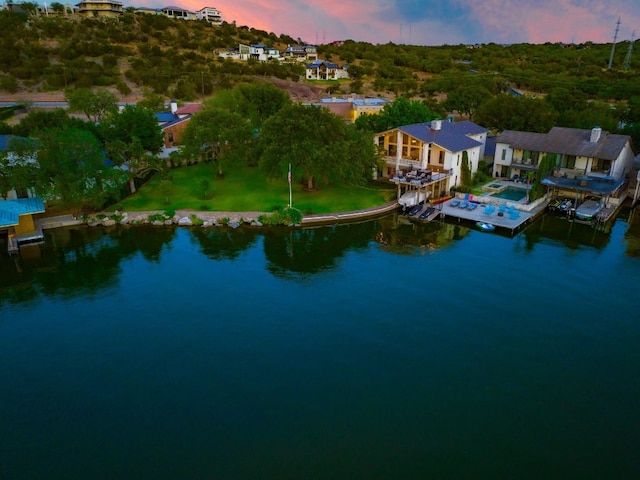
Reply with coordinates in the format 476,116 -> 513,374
288,163 -> 293,208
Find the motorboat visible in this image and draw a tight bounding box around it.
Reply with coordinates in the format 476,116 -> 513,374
575,197 -> 604,221
399,190 -> 428,209
476,221 -> 495,232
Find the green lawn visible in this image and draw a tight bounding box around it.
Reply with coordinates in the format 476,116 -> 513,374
108,162 -> 395,214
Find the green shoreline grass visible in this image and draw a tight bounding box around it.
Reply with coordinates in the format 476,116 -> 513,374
108,162 -> 396,215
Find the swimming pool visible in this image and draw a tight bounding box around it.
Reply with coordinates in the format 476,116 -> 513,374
491,186 -> 527,201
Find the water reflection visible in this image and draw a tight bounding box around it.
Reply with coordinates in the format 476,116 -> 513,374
2,210 -> 640,305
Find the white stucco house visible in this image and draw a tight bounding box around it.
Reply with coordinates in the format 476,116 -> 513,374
375,119 -> 487,194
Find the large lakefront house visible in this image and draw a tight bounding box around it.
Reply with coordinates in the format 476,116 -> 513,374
375,119 -> 487,199
493,126 -> 636,206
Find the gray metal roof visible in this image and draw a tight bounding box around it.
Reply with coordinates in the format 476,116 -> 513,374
497,127 -> 632,161
397,121 -> 485,153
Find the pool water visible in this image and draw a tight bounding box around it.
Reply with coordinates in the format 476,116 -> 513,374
491,186 -> 527,201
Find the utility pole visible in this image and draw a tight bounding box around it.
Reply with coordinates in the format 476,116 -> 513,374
624,30 -> 635,70
608,17 -> 621,70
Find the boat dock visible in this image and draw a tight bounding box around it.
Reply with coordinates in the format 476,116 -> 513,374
410,196 -> 548,234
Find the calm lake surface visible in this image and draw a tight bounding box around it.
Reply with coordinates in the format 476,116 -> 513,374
1,211 -> 639,480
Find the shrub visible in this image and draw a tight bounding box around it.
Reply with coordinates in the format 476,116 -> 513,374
189,214 -> 204,226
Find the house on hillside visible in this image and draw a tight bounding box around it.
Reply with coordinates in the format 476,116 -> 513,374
75,0 -> 123,18
238,44 -> 281,61
282,45 -> 317,62
196,6 -> 222,25
317,95 -> 390,123
305,60 -> 349,81
494,126 -> 636,205
375,119 -> 487,196
161,5 -> 194,20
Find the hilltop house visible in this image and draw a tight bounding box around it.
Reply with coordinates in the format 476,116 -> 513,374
282,44 -> 318,62
375,119 -> 487,196
240,44 -> 281,61
195,6 -> 222,25
305,60 -> 349,81
493,126 -> 636,204
75,0 -> 123,18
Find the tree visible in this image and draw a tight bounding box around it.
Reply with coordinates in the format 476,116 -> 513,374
0,136 -> 38,199
207,81 -> 291,128
65,88 -> 118,123
136,88 -> 166,112
181,107 -> 253,177
444,85 -> 492,120
260,104 -> 380,191
99,105 -> 164,194
355,96 -> 437,133
31,127 -> 123,210
460,151 -> 471,187
474,94 -> 557,133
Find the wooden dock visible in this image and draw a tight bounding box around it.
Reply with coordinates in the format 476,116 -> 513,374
420,198 -> 548,234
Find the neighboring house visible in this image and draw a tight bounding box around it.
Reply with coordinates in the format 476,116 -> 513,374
317,95 -> 390,123
75,0 -> 123,18
282,44 -> 318,62
0,135 -> 46,253
155,100 -> 202,148
305,60 -> 349,81
493,126 -> 636,204
161,5 -> 195,20
375,119 -> 487,193
134,7 -> 163,15
196,6 -> 222,25
238,44 -> 281,61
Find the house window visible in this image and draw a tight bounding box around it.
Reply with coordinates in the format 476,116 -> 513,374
591,158 -> 611,173
168,132 -> 174,143
560,155 -> 576,169
501,148 -> 506,160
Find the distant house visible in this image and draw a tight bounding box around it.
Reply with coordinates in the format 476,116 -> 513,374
494,126 -> 636,203
75,0 -> 123,18
237,44 -> 281,62
196,6 -> 222,25
305,60 -> 349,81
134,6 -> 163,15
161,5 -> 194,20
282,44 -> 317,62
375,119 -> 487,192
317,95 -> 390,123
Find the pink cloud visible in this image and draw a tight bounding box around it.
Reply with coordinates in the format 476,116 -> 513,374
132,0 -> 640,45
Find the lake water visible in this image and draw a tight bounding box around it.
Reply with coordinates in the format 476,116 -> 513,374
1,211 -> 639,480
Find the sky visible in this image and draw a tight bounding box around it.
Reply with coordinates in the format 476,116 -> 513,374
135,0 -> 640,46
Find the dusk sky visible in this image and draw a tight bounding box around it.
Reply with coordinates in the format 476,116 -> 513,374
135,0 -> 640,46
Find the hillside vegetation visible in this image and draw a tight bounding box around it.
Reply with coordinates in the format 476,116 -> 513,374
1,9 -> 640,143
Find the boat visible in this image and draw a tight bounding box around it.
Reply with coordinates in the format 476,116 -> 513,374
399,190 -> 428,209
476,221 -> 495,232
574,197 -> 604,221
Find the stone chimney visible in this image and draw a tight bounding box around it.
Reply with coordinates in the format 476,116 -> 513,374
590,126 -> 602,143
170,99 -> 178,114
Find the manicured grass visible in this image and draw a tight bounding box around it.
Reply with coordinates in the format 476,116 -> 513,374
109,161 -> 395,214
